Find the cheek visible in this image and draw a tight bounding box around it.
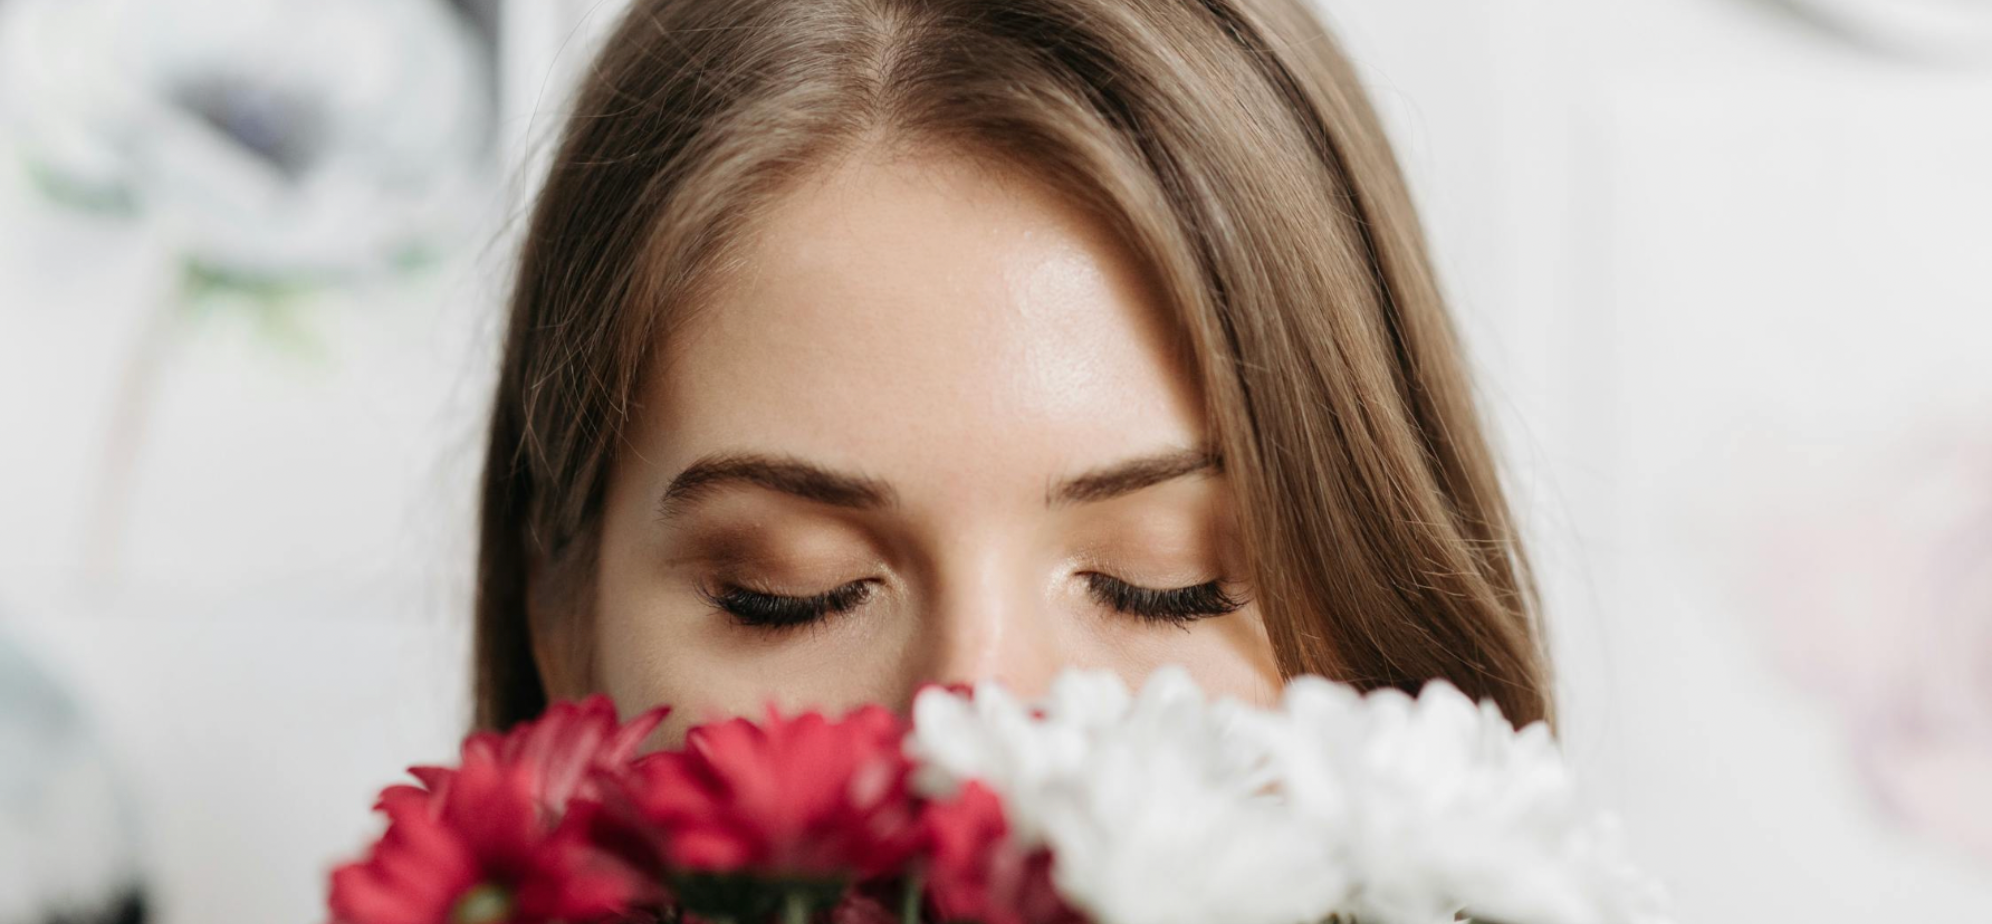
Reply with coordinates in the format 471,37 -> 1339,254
1095,606 -> 1284,707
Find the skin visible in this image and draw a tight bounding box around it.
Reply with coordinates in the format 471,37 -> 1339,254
555,143 -> 1282,742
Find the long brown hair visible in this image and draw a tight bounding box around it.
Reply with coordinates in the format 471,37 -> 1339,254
474,0 -> 1551,732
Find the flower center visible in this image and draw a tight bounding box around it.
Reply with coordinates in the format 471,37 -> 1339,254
450,883 -> 516,924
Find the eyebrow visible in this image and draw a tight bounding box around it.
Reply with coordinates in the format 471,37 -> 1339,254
658,453 -> 898,519
655,446 -> 1220,520
1047,445 -> 1220,507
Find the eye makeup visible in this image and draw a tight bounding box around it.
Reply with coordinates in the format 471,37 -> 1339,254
668,515 -> 892,635
696,578 -> 877,633
695,568 -> 1245,636
665,471 -> 1251,636
1081,572 -> 1245,626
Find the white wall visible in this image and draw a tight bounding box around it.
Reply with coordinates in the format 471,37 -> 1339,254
0,150 -> 493,924
1322,0 -> 1992,919
1,1 -> 1988,922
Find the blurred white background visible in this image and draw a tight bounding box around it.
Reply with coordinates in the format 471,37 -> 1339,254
1,0 -> 1989,922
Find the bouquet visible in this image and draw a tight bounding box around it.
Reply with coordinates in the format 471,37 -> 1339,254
324,668 -> 1671,924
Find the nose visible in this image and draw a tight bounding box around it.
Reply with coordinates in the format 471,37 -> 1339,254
910,565 -> 1063,704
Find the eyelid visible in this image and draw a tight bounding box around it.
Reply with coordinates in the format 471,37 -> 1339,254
672,524 -> 891,581
1082,571 -> 1246,623
698,577 -> 875,631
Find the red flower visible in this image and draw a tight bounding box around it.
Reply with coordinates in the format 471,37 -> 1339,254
327,695 -> 669,924
921,782 -> 1083,924
913,681 -> 978,700
616,704 -> 923,879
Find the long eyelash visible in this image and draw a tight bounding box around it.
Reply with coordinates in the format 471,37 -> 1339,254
1084,573 -> 1245,626
699,580 -> 873,632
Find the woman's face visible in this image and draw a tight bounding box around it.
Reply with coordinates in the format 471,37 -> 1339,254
579,145 -> 1281,740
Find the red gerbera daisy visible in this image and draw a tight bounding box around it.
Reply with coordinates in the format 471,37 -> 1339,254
327,695 -> 669,924
617,704 -> 924,880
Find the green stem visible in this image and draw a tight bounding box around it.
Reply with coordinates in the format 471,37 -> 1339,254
782,891 -> 811,924
900,871 -> 925,924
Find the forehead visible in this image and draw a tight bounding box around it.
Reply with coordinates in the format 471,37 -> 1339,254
647,147 -> 1205,493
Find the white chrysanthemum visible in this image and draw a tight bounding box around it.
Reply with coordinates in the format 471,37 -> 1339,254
909,667 -> 1349,924
907,671 -> 1123,844
1263,678 -> 1672,924
907,669 -> 1671,924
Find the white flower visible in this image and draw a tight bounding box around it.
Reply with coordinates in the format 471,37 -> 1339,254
1262,678 -> 1672,924
909,667 -> 1350,924
906,669 -> 1672,924
906,671 -> 1123,844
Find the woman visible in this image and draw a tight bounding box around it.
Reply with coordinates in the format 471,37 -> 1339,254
473,0 -> 1549,742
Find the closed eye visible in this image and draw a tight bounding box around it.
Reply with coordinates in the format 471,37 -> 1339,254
698,579 -> 874,632
698,572 -> 1246,634
1083,572 -> 1244,626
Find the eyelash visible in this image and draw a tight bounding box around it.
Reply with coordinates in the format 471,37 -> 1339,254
700,574 -> 1244,633
1082,573 -> 1246,626
699,580 -> 875,632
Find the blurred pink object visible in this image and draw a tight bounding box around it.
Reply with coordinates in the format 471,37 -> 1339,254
1744,426 -> 1992,864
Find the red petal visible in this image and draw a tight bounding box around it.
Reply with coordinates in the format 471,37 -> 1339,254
407,765 -> 454,794
665,826 -> 761,871
328,801 -> 480,924
618,705 -> 919,879
328,861 -> 440,924
830,892 -> 899,924
601,703 -> 671,766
